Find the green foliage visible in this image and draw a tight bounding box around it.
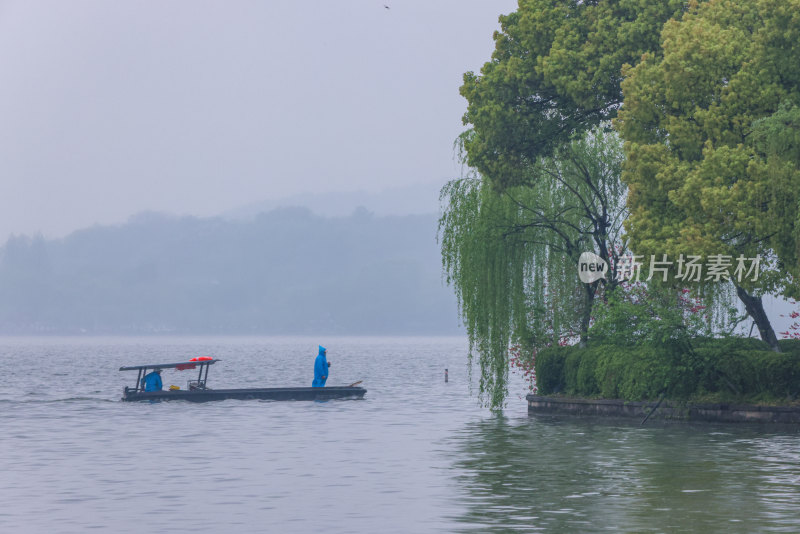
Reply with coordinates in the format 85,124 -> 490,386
590,286 -> 687,347
751,102 -> 800,278
460,0 -> 686,189
450,0 -> 798,405
438,175 -> 584,408
536,338 -> 800,402
538,343 -> 695,400
589,282 -> 737,347
617,0 -> 800,299
779,339 -> 800,352
693,336 -> 770,352
535,347 -> 567,395
595,345 -> 676,400
700,349 -> 800,399
439,130 -> 626,408
752,102 -> 800,164
566,347 -> 600,397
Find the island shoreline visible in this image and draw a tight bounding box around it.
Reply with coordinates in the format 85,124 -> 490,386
526,395 -> 800,424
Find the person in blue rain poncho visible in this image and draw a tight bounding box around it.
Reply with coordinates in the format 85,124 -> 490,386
312,345 -> 329,387
141,369 -> 163,392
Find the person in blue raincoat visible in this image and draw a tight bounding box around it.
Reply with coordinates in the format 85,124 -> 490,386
141,369 -> 163,392
312,345 -> 329,387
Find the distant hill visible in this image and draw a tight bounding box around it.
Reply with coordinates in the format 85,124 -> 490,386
0,208 -> 461,335
224,182 -> 445,220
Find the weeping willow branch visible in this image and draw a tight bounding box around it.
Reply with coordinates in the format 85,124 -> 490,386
439,128 -> 628,409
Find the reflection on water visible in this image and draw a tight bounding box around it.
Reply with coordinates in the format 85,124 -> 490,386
448,416 -> 800,533
1,336 -> 800,533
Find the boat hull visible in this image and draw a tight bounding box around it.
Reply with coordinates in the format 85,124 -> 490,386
122,386 -> 366,402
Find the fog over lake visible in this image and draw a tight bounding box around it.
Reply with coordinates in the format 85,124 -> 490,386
0,1 -> 518,241
0,206 -> 459,335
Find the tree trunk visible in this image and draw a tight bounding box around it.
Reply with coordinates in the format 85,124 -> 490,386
735,285 -> 781,352
579,282 -> 595,347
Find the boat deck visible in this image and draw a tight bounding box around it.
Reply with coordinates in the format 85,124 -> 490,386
122,385 -> 367,402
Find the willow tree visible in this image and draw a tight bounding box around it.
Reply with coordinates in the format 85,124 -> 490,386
440,129 -> 626,408
616,0 -> 800,350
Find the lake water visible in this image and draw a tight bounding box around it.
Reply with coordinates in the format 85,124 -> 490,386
1,336 -> 799,533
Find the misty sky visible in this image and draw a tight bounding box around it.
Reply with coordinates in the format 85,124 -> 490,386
0,0 -> 518,240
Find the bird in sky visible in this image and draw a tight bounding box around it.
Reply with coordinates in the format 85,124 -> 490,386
384,4 -> 390,9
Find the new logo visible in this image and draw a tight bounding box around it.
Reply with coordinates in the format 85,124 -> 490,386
577,252 -> 608,284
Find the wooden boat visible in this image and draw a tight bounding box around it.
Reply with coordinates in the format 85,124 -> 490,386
119,358 -> 366,402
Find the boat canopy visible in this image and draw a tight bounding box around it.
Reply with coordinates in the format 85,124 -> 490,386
119,359 -> 220,371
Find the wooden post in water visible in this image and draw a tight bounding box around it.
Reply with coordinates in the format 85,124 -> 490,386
445,369 -> 448,383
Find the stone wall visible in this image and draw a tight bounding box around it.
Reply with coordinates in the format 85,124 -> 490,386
526,395 -> 800,424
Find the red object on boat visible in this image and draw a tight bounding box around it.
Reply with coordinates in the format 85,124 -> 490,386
175,363 -> 197,371
189,356 -> 213,362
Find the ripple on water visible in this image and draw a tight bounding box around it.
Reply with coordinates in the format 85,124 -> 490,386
1,336 -> 800,534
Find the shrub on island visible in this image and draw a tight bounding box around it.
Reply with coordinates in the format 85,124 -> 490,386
535,339 -> 800,404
